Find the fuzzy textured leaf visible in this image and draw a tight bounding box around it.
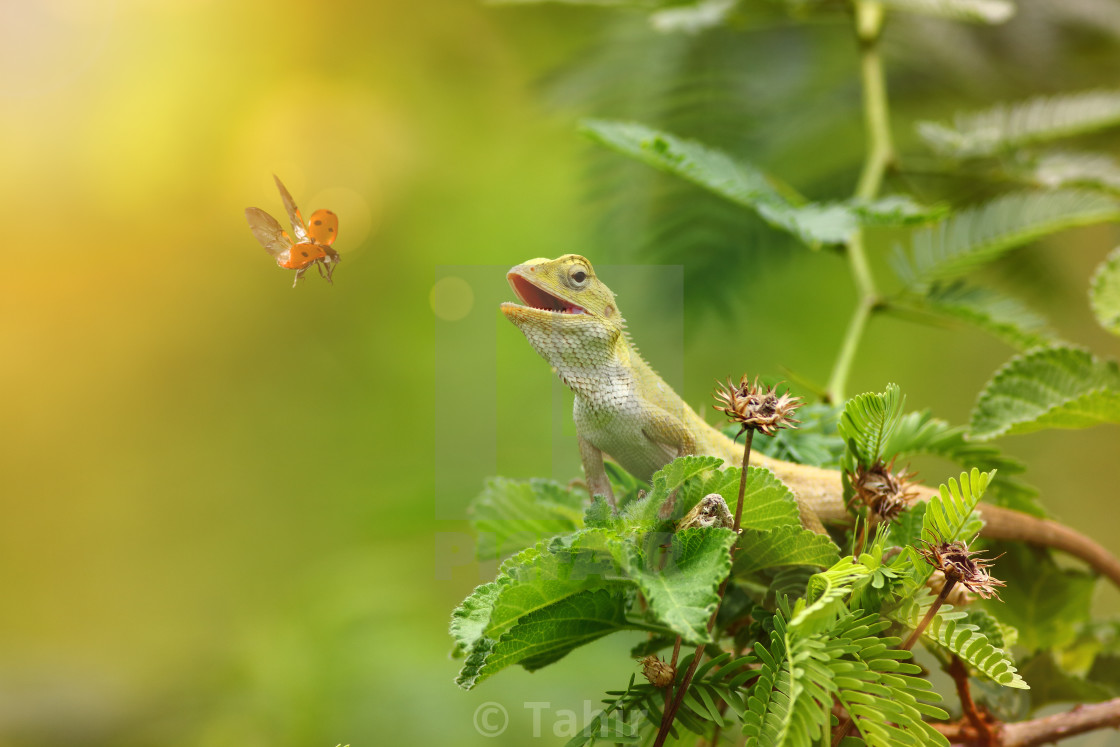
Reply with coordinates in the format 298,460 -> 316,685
918,89 -> 1120,158
902,281 -> 1056,350
581,119 -> 858,245
615,527 -> 736,644
456,589 -> 632,689
733,525 -> 841,576
470,477 -> 586,559
1091,246 -> 1120,335
621,455 -> 724,530
879,0 -> 1014,24
894,190 -> 1120,288
971,347 -> 1120,440
450,530 -> 625,660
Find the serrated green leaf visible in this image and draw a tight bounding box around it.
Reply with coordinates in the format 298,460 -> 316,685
469,477 -> 586,559
894,190 -> 1120,288
621,455 -> 725,530
734,525 -> 841,575
1091,246 -> 1120,335
581,119 -> 859,245
899,281 -> 1056,350
456,589 -> 633,689
879,0 -> 1014,24
615,527 -> 736,644
918,89 -> 1120,158
971,347 -> 1120,440
450,530 -> 626,660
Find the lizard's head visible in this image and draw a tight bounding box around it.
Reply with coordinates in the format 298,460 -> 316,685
500,254 -> 627,376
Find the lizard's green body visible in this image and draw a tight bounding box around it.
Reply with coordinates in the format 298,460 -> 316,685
501,254 -> 1120,586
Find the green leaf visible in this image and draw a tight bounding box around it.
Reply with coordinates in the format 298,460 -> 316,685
1025,151 -> 1120,193
456,589 -> 633,689
846,195 -> 948,226
621,455 -> 724,530
838,384 -> 905,468
918,89 -> 1120,158
971,347 -> 1120,440
899,281 -> 1056,350
1020,653 -> 1116,709
879,0 -> 1015,24
734,525 -> 841,576
615,527 -> 736,644
649,0 -> 738,34
894,190 -> 1120,289
580,119 -> 859,245
1091,246 -> 1120,335
983,545 -> 1095,653
450,530 -> 625,660
790,559 -> 871,632
923,468 -> 993,542
882,410 -> 1041,514
469,478 -> 586,559
890,597 -> 1028,689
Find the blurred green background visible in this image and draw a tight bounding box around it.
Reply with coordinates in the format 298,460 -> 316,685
3,0 -> 1120,745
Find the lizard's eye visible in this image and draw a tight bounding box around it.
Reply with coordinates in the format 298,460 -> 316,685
571,269 -> 587,284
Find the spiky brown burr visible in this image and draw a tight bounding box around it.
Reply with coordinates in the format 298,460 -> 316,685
919,538 -> 1006,601
713,375 -> 802,438
850,459 -> 919,522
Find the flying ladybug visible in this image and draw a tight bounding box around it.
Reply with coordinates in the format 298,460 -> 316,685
245,175 -> 340,287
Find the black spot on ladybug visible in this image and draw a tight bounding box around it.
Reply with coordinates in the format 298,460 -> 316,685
314,219 -> 322,225
329,227 -> 334,232
301,251 -> 309,257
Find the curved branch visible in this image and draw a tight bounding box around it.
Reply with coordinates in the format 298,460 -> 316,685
999,697 -> 1120,747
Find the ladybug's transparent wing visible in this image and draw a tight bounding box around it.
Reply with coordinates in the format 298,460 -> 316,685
245,207 -> 293,258
273,174 -> 310,243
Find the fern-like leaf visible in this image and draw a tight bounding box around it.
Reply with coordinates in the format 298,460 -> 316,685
1091,246 -> 1120,335
1026,150 -> 1120,193
838,383 -> 905,468
918,89 -> 1120,158
879,0 -> 1014,25
890,597 -> 1028,689
581,119 -> 859,245
897,281 -> 1056,350
923,468 -> 993,542
894,190 -> 1120,289
971,346 -> 1120,440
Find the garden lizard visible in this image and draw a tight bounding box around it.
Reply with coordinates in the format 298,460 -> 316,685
501,253 -> 1120,587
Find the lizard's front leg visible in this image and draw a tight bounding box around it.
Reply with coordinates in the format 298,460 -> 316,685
578,436 -> 615,507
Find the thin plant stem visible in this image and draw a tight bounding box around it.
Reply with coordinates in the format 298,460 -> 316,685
902,576 -> 956,651
826,0 -> 893,404
653,428 -> 756,747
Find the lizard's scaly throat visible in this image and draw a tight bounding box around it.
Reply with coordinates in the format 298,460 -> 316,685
505,272 -> 587,314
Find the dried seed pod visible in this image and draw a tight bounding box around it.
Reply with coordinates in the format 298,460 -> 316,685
850,459 -> 919,522
713,376 -> 801,438
678,494 -> 734,531
638,655 -> 676,688
919,537 -> 1005,601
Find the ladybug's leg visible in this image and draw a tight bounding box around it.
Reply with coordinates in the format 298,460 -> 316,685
292,267 -> 306,288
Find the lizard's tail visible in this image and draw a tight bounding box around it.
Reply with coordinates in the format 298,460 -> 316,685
977,503 -> 1120,589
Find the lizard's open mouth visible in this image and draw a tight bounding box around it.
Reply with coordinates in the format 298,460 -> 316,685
504,271 -> 587,315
